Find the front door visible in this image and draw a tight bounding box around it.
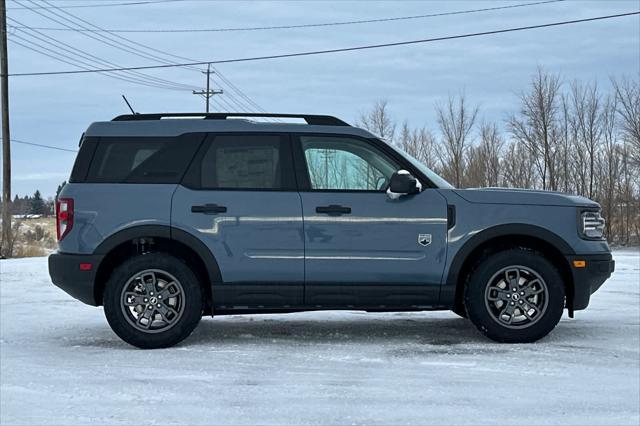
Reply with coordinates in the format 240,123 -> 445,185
295,135 -> 448,308
172,133 -> 304,308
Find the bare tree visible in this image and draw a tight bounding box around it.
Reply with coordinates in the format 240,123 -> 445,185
556,93 -> 574,193
0,219 -> 21,259
501,141 -> 535,189
598,96 -> 622,240
479,122 -> 504,187
508,67 -> 562,190
357,99 -> 396,142
611,76 -> 640,167
618,143 -> 637,244
435,93 -> 478,187
397,121 -> 438,169
570,80 -> 603,198
464,123 -> 504,188
608,77 -> 639,244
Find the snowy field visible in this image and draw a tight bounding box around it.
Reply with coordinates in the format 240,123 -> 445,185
1,250 -> 639,425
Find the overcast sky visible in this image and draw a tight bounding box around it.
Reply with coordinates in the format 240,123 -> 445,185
3,0 -> 639,197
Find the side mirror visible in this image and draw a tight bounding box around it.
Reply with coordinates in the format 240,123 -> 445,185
387,170 -> 422,199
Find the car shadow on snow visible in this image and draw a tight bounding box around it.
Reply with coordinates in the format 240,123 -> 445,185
191,314 -> 485,346
56,312 -> 606,352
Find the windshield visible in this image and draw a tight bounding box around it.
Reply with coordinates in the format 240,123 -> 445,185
392,145 -> 454,189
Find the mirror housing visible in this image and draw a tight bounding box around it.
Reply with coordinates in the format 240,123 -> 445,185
387,170 -> 422,199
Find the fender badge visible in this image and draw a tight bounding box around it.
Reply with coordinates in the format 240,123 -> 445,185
418,233 -> 432,247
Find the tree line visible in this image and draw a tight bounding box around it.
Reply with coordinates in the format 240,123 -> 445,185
1,182 -> 65,218
356,68 -> 639,245
8,190 -> 53,217
0,183 -> 66,257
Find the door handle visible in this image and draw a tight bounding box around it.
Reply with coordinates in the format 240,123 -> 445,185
191,204 -> 227,214
316,205 -> 351,215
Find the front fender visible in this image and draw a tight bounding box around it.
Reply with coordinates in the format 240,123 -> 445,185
439,223 -> 575,306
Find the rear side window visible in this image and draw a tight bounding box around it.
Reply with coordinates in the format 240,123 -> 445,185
86,135 -> 203,183
69,136 -> 98,183
183,134 -> 295,190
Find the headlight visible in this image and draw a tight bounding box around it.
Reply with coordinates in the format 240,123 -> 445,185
580,210 -> 605,240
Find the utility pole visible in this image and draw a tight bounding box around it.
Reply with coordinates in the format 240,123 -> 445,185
192,63 -> 223,113
1,0 -> 11,258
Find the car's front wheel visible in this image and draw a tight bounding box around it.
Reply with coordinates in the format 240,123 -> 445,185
103,253 -> 203,349
464,248 -> 565,343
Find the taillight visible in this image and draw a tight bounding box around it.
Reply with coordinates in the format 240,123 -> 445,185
56,198 -> 74,241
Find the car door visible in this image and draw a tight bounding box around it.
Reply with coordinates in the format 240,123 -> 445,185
171,133 -> 304,308
294,134 -> 448,308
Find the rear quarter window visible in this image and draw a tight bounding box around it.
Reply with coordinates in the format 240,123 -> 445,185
69,136 -> 98,183
85,134 -> 204,183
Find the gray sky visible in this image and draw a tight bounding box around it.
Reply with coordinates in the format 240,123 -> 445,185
3,0 -> 639,197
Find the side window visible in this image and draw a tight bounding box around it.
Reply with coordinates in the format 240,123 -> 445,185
185,134 -> 295,190
86,135 -> 202,183
300,136 -> 400,191
70,136 -> 98,183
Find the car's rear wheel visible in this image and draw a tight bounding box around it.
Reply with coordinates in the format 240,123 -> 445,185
103,253 -> 203,349
451,304 -> 468,319
464,249 -> 565,343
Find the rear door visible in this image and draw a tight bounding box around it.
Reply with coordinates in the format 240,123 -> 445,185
294,134 -> 448,308
171,133 -> 304,308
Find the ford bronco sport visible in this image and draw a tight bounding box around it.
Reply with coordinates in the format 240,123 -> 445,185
49,113 -> 614,349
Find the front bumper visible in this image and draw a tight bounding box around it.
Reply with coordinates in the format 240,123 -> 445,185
567,252 -> 615,311
48,252 -> 104,306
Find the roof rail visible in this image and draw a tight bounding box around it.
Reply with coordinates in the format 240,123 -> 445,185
111,113 -> 350,126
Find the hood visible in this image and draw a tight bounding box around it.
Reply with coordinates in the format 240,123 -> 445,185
453,187 -> 599,208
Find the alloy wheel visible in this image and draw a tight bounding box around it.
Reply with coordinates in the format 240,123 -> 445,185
484,265 -> 549,329
120,269 -> 185,333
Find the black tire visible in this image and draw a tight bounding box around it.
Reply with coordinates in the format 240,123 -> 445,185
103,252 -> 203,349
451,304 -> 468,319
464,248 -> 565,343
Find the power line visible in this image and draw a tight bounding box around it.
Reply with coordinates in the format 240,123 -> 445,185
7,11 -> 638,77
8,32 -> 197,91
11,0 -> 201,90
3,138 -> 77,153
7,0 -> 566,33
18,0 -> 198,71
9,36 -> 197,91
21,0 -> 268,113
10,20 -> 271,114
36,0 -> 270,113
6,0 -> 178,10
8,17 -> 199,91
214,71 -> 267,112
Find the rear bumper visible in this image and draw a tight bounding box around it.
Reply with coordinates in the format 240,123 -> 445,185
48,252 -> 104,306
568,252 -> 615,311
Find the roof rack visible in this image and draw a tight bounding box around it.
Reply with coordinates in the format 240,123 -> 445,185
111,113 -> 350,126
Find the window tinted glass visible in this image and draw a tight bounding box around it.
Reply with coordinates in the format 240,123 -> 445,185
301,136 -> 399,191
69,136 -> 98,183
188,134 -> 294,190
86,135 -> 202,183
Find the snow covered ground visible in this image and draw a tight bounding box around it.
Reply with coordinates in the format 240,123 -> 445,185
1,250 -> 639,425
